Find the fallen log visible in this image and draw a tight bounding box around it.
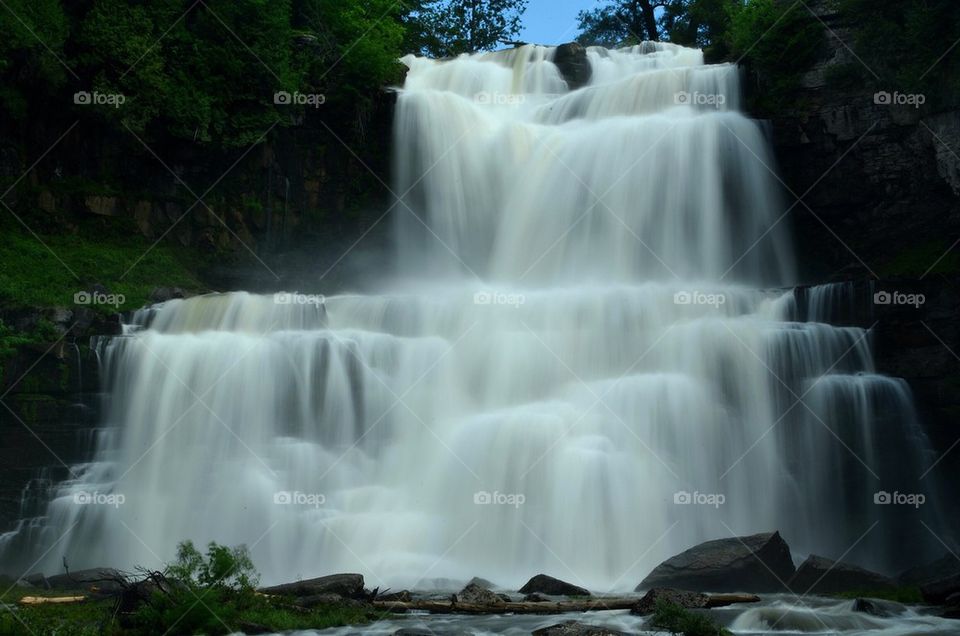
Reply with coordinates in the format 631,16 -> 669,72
18,596 -> 86,605
372,593 -> 760,615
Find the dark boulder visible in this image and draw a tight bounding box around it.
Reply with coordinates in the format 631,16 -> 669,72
378,590 -> 412,602
636,531 -> 796,593
259,573 -> 365,599
920,573 -> 960,605
45,568 -> 125,594
524,592 -> 551,602
789,556 -> 895,595
532,621 -> 625,636
630,588 -> 709,615
455,582 -> 505,606
519,574 -> 590,596
553,43 -> 592,90
852,597 -> 907,617
898,554 -> 960,587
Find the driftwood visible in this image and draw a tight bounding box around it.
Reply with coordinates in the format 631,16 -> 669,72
18,595 -> 87,605
372,593 -> 760,615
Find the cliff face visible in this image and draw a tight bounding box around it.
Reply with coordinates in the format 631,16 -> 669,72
767,1 -> 960,486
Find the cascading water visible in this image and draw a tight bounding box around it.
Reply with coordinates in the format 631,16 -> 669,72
0,44 -> 946,590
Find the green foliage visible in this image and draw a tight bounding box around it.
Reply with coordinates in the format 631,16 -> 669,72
880,240 -> 960,276
0,0 -> 70,119
834,0 -> 960,108
649,599 -> 732,636
412,0 -> 529,57
727,0 -> 824,112
128,540 -> 376,635
0,224 -> 204,312
166,540 -> 259,591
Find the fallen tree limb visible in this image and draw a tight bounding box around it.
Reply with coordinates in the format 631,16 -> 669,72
18,596 -> 86,605
372,593 -> 760,615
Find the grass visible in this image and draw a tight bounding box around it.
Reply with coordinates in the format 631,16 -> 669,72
649,600 -> 731,636
0,582 -> 119,636
0,225 -> 206,314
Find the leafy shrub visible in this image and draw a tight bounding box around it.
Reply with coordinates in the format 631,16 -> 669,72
649,599 -> 732,636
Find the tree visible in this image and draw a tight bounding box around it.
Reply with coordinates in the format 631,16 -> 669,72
577,0 -> 663,46
411,0 -> 529,57
576,0 -> 739,54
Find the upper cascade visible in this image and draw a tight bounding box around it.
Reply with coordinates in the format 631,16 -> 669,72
394,43 -> 793,285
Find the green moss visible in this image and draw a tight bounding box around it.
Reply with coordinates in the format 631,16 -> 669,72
0,224 -> 205,313
879,240 -> 960,276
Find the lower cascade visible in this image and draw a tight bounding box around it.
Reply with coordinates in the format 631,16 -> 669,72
0,43 -> 946,590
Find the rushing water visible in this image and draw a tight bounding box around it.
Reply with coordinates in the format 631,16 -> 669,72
0,44 -> 948,603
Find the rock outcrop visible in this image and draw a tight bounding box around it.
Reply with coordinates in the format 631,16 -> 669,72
789,556 -> 895,594
636,531 -> 796,592
519,574 -> 591,597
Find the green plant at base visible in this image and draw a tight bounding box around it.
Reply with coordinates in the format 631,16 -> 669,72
649,599 -> 732,636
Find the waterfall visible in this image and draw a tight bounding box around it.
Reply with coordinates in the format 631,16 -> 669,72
0,44 -> 944,589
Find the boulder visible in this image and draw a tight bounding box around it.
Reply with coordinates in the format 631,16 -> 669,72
852,597 -> 906,617
378,590 -> 412,602
630,588 -> 709,615
636,531 -> 796,593
789,556 -> 895,594
45,568 -> 125,594
898,554 -> 960,587
524,592 -> 551,602
455,582 -> 505,606
259,573 -> 365,598
553,43 -> 592,90
466,576 -> 496,590
920,573 -> 960,605
532,621 -> 625,636
519,574 -> 591,597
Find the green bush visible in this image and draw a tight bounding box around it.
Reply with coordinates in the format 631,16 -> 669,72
649,599 -> 732,636
727,0 -> 824,113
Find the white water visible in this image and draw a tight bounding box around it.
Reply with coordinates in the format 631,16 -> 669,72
0,44 -> 945,592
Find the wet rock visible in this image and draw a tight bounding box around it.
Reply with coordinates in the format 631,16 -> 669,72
46,568 -> 125,594
455,581 -> 505,606
532,620 -> 625,636
898,554 -> 960,587
553,43 -> 592,90
378,590 -> 412,602
852,597 -> 906,617
790,556 -> 895,594
630,588 -> 709,615
637,531 -> 795,593
519,574 -> 590,597
466,576 -> 496,589
920,573 -> 960,605
259,573 -> 365,598
149,287 -> 189,304
524,592 -> 551,602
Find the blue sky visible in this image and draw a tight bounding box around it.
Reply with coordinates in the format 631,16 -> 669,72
519,0 -> 594,45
